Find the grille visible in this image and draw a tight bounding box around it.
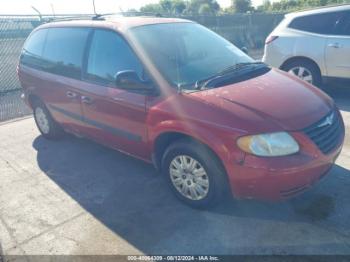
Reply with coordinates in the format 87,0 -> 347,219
303,110 -> 344,154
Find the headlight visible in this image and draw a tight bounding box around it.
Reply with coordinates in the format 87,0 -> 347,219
237,132 -> 299,157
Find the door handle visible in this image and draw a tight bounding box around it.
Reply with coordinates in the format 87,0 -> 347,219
66,91 -> 77,98
328,42 -> 341,48
81,96 -> 93,104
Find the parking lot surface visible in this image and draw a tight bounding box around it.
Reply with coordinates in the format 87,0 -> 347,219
0,86 -> 350,256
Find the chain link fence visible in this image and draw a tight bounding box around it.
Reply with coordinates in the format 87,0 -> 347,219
0,13 -> 284,122
0,16 -> 43,121
184,13 -> 284,49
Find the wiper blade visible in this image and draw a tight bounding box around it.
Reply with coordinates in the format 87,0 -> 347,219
219,61 -> 266,75
195,61 -> 266,90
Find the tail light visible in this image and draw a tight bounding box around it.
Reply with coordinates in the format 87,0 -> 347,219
265,35 -> 279,45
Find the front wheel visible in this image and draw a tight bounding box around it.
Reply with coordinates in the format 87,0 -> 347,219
161,139 -> 229,208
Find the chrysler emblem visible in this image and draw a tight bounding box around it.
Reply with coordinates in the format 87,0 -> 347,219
318,113 -> 334,128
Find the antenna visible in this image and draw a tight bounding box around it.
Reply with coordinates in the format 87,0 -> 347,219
118,6 -> 125,16
50,3 -> 55,17
92,0 -> 97,15
91,0 -> 105,20
31,6 -> 42,21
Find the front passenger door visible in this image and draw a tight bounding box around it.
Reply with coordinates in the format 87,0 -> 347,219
79,29 -> 152,160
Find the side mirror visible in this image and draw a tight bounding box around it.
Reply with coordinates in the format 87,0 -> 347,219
115,70 -> 153,91
241,46 -> 248,54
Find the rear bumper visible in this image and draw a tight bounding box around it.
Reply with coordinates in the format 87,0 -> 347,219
21,91 -> 32,109
224,131 -> 344,201
262,45 -> 286,69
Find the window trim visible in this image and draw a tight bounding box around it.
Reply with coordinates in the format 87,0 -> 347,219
287,11 -> 348,36
81,28 -> 159,95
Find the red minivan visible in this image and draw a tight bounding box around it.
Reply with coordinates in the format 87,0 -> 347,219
18,16 -> 345,208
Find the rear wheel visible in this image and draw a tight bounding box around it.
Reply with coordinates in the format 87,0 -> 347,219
283,60 -> 322,87
33,100 -> 64,139
162,139 -> 229,208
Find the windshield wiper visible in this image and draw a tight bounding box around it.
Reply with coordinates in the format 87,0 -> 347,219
195,61 -> 266,90
219,61 -> 266,75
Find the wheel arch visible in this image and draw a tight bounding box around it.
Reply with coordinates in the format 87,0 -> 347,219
152,131 -> 227,176
280,56 -> 322,76
27,93 -> 42,108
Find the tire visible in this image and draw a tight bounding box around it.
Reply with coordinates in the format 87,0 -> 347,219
283,60 -> 322,87
33,99 -> 64,140
161,138 -> 229,208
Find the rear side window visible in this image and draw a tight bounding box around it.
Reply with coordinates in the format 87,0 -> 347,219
42,27 -> 90,79
86,30 -> 143,86
288,11 -> 346,35
21,29 -> 48,69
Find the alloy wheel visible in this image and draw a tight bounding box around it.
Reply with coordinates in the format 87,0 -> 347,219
288,66 -> 313,84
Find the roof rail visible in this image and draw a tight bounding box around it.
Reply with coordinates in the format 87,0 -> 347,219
38,11 -> 168,23
290,3 -> 350,14
40,11 -> 167,23
43,14 -> 95,22
91,13 -> 115,20
92,12 -> 164,19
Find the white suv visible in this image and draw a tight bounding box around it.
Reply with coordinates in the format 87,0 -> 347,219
263,5 -> 350,86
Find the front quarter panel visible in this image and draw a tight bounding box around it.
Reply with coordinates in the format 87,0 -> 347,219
146,93 -> 247,175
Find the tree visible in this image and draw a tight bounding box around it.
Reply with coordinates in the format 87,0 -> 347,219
160,0 -> 173,13
140,3 -> 163,13
186,0 -> 220,15
231,0 -> 252,13
256,0 -> 350,13
255,0 -> 271,12
172,0 -> 187,14
141,0 -> 187,15
198,3 -> 212,14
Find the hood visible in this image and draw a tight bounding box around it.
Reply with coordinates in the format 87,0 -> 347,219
190,68 -> 333,132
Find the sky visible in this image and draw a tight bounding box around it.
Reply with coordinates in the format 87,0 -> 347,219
0,0 -> 264,15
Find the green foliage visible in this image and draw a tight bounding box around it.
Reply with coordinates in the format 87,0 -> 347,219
186,0 -> 220,14
172,0 -> 187,14
140,0 -> 221,15
139,0 -> 350,15
160,0 -> 173,12
257,0 -> 350,12
231,0 -> 253,13
198,3 -> 212,14
140,3 -> 164,13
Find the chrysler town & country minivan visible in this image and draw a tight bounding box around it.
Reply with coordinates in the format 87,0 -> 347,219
18,16 -> 345,207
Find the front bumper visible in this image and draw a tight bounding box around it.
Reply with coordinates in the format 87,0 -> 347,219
225,131 -> 344,201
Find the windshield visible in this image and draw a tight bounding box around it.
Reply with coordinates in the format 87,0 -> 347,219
128,22 -> 254,89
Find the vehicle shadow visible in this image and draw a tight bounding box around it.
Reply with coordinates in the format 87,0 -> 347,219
0,242 -> 3,261
33,134 -> 350,254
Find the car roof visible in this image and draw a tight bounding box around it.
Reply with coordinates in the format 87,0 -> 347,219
286,4 -> 350,18
37,16 -> 193,33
